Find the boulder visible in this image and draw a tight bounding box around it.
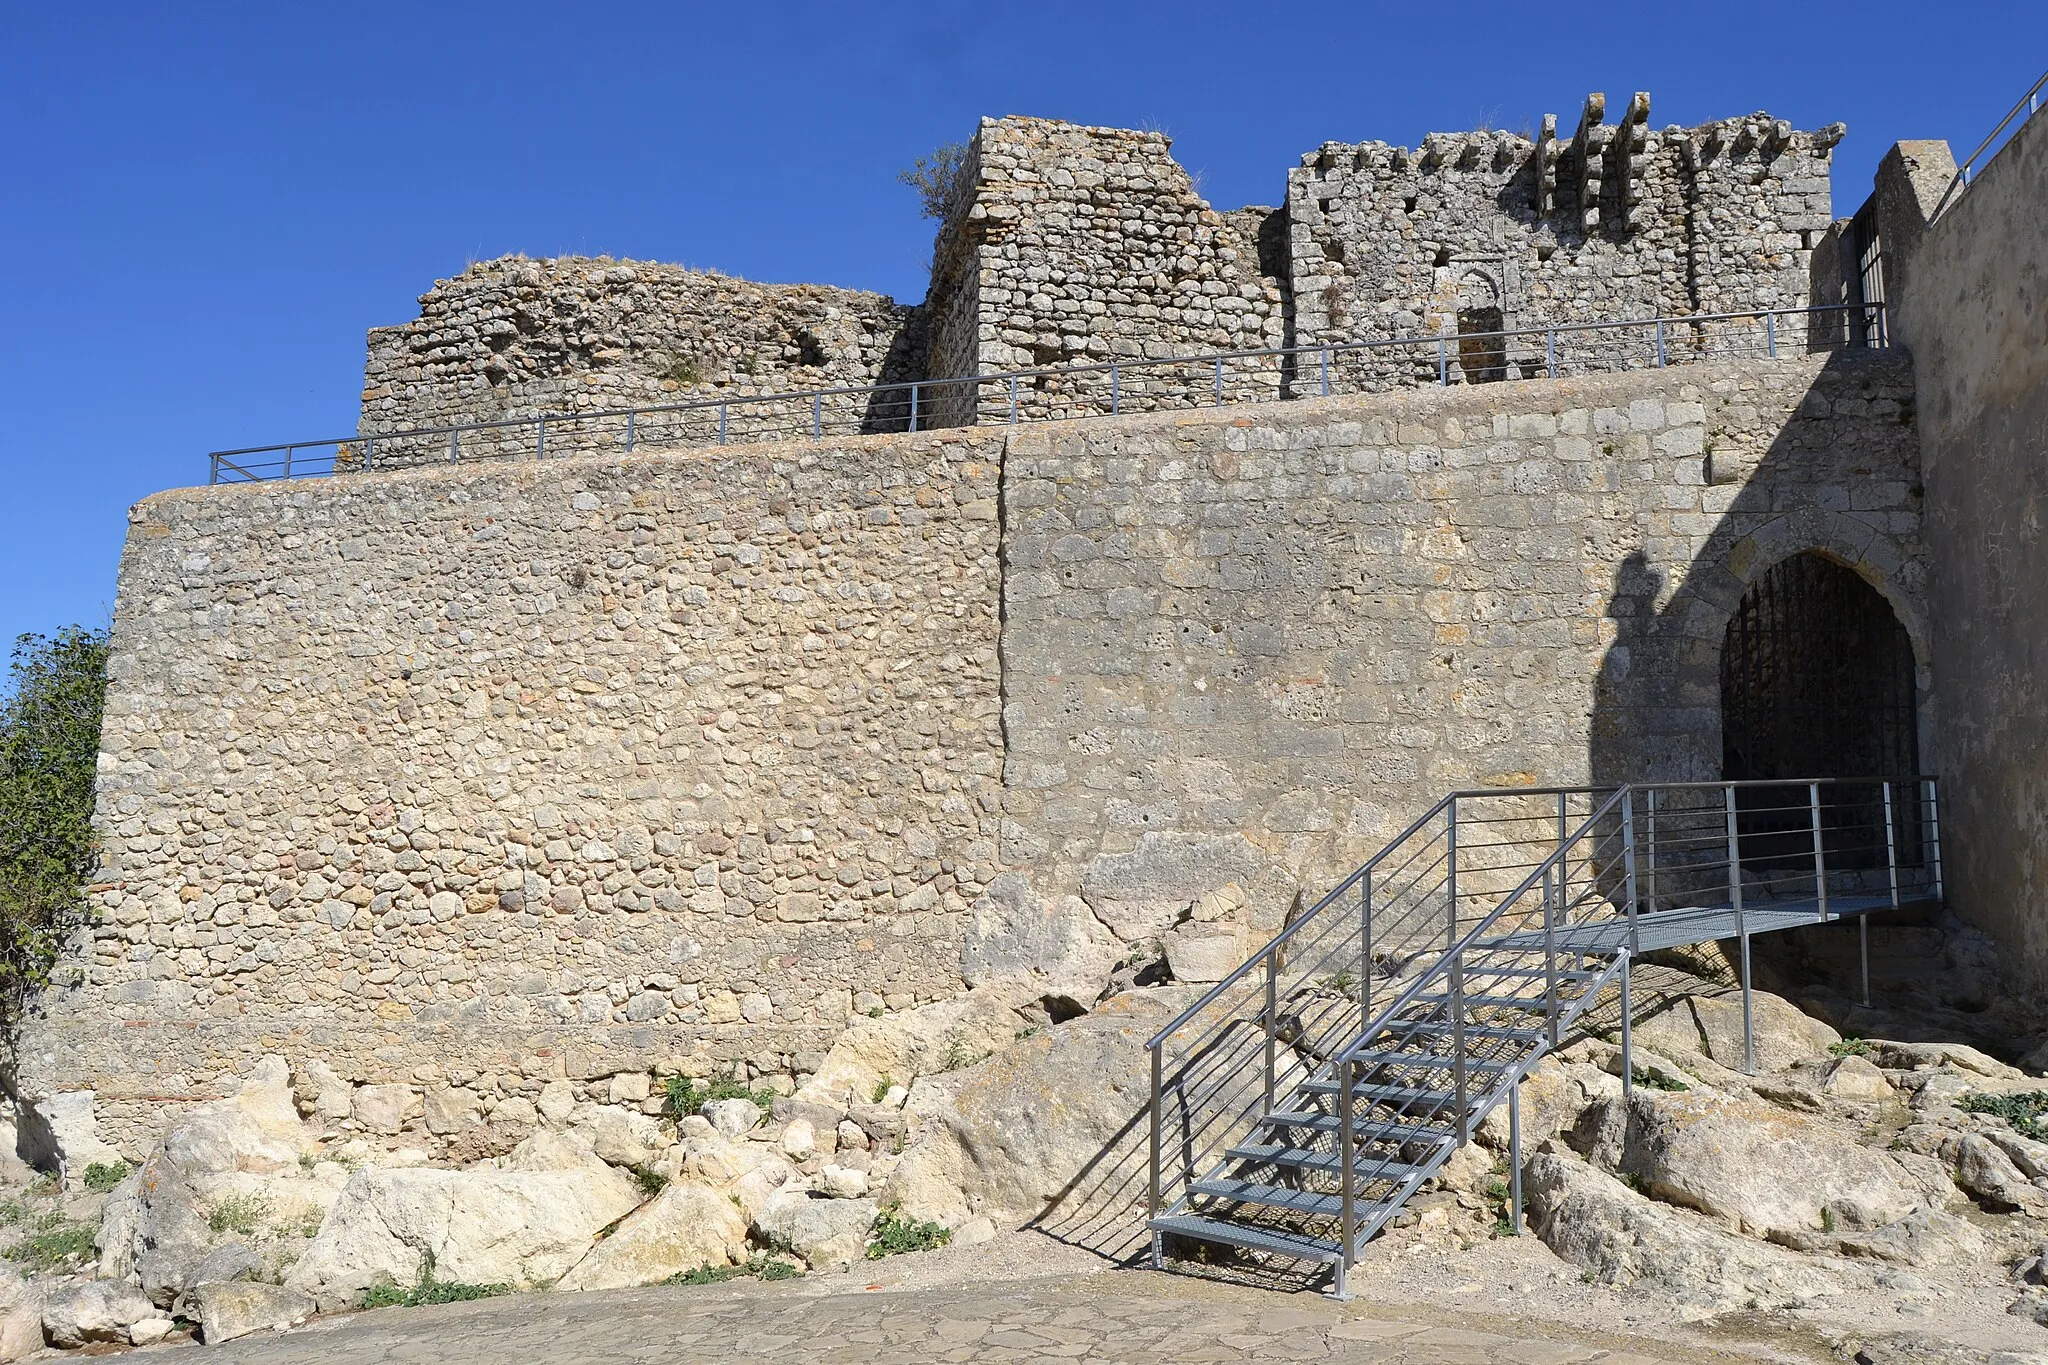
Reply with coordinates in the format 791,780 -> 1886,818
961,873 -> 1121,996
1873,1040 -> 2024,1079
881,988 -> 1196,1228
1524,1144 -> 1853,1309
128,1317 -> 174,1346
795,987 -> 1035,1110
701,1098 -> 761,1139
294,1061 -> 354,1122
41,1279 -> 156,1349
1616,1088 -> 1927,1236
1690,991 -> 1841,1071
554,1182 -> 747,1291
820,1164 -> 869,1199
0,1268 -> 39,1363
97,1058 -> 338,1307
351,1084 -> 415,1135
781,1119 -> 816,1161
18,1089 -> 126,1176
571,1106 -> 668,1170
284,1131 -> 641,1310
753,1191 -> 877,1270
178,1241 -> 262,1307
1162,921 -> 1247,985
1823,1054 -> 1896,1102
192,1281 -> 314,1344
1953,1134 -> 2048,1215
537,1081 -> 577,1125
423,1086 -> 482,1136
1833,1208 -> 1988,1267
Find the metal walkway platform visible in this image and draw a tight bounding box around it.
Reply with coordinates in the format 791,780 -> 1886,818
1479,891 -> 1933,956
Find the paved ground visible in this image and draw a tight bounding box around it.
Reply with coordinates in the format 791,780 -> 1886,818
202,1270 -> 1771,1365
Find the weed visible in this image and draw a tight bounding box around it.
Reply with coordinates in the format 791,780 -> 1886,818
5,1221 -> 94,1272
298,1152 -> 319,1172
1580,1266 -> 1597,1283
871,1075 -> 896,1104
206,1192 -> 272,1236
1483,1176 -> 1515,1238
663,1254 -> 802,1287
937,1030 -> 976,1073
867,1006 -> 885,1019
81,1161 -> 131,1193
1318,969 -> 1357,996
1960,1091 -> 2048,1142
897,141 -> 969,221
1623,1172 -> 1655,1197
1632,1066 -> 1689,1092
1827,1036 -> 1873,1058
1013,1026 -> 1041,1042
661,357 -> 704,386
357,1254 -> 511,1310
1820,1206 -> 1837,1233
0,1201 -> 26,1226
633,1167 -> 668,1198
866,1204 -> 951,1259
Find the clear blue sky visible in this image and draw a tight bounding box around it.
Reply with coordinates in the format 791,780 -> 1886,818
4,2 -> 2043,645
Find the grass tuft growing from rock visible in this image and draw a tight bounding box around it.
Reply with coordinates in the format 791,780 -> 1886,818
663,1072 -> 777,1120
5,1218 -> 95,1272
663,1255 -> 801,1287
358,1256 -> 512,1311
206,1192 -> 272,1235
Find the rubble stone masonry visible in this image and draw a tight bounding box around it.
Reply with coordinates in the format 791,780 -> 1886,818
29,351 -> 1923,1154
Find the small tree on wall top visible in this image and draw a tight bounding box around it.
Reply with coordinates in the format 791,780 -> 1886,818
0,626 -> 110,1013
897,142 -> 969,221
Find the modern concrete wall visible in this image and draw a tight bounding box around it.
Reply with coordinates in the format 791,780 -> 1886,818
1902,112 -> 2048,986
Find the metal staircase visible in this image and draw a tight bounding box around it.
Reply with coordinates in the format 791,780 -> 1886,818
1144,777 -> 1942,1296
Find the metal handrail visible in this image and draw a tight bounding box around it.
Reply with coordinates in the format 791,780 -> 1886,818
209,302 -> 1887,485
1931,69 -> 2048,223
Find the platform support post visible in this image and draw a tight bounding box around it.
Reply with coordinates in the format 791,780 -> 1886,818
1725,786 -> 1754,1075
1508,1082 -> 1524,1235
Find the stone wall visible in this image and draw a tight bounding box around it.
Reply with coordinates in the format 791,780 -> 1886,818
32,431 -> 1004,1151
996,351 -> 1925,942
1286,96 -> 1843,391
28,347 -> 1925,1158
358,258 -> 922,464
1896,113 -> 2048,987
921,116 -> 1285,426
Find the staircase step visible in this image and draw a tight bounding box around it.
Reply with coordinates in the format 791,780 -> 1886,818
1410,992 -> 1550,1010
1472,966 -> 1600,980
1224,1141 -> 1437,1179
1303,1057 -> 1513,1088
1190,1176 -> 1347,1217
1259,1111 -> 1458,1144
1347,1082 -> 1477,1109
1383,1021 -> 1548,1040
1149,1213 -> 1342,1265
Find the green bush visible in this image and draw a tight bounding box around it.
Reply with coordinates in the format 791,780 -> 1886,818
662,1255 -> 801,1287
663,1071 -> 776,1120
1960,1091 -> 2048,1142
0,627 -> 111,1011
1827,1036 -> 1874,1058
865,1205 -> 951,1259
897,143 -> 968,220
81,1161 -> 131,1193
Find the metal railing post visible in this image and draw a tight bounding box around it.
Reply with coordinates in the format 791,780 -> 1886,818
365,436 -> 376,470
1262,952 -> 1277,1118
1338,1055 -> 1357,1266
1878,305 -> 1889,348
449,429 -> 459,463
282,445 -> 294,479
1437,337 -> 1448,386
1645,788 -> 1659,911
535,419 -> 544,461
812,392 -> 822,440
1320,347 -> 1330,397
1620,950 -> 1634,1102
1725,785 -> 1754,1074
1810,782 -> 1829,921
718,403 -> 728,444
209,454 -> 221,485
1655,318 -> 1667,368
1009,375 -> 1019,424
1110,363 -> 1120,416
1445,797 -> 1458,947
1621,789 -> 1641,957
1450,949 -> 1469,1144
1555,792 -> 1569,923
1765,310 -> 1777,359
625,412 -> 635,453
1507,1081 -> 1523,1235
909,384 -> 919,433
1360,867 -> 1373,1031
1213,356 -> 1224,405
1926,778 -> 1944,901
1543,834 -> 1559,1048
1545,328 -> 1556,379
1147,1043 -> 1163,1269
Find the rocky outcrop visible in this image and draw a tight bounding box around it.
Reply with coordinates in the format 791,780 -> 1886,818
555,1182 -> 749,1291
795,987 -> 1040,1111
882,988 -> 1194,1228
39,1280 -> 156,1349
753,1191 -> 878,1270
284,1132 -> 641,1310
1524,1144 -> 1855,1309
190,1282 -> 314,1344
